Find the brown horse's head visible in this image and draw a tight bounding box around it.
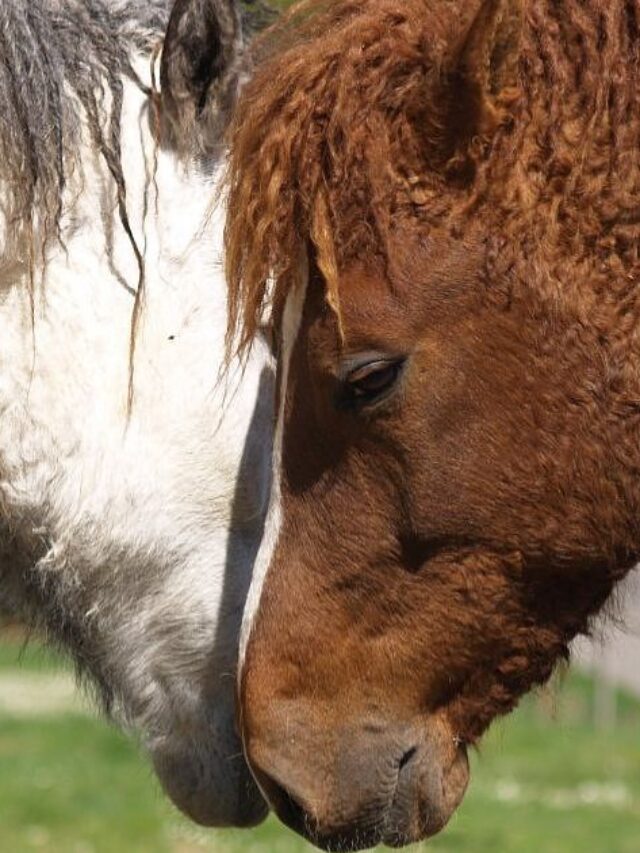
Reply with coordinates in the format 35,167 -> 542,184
226,0 -> 640,847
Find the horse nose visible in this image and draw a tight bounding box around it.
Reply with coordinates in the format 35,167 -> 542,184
252,750 -> 419,850
244,712 -> 469,850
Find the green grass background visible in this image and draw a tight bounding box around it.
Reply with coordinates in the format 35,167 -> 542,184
0,638 -> 638,852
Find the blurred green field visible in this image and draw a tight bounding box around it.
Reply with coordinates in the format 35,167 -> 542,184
0,638 -> 638,852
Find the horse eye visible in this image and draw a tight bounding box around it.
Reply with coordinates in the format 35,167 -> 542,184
345,358 -> 404,406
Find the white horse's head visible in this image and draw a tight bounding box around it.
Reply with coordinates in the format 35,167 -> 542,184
0,0 -> 273,827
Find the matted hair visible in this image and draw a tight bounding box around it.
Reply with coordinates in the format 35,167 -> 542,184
0,0 -> 274,276
225,0 -> 640,353
224,0 -> 510,354
0,0 -> 172,267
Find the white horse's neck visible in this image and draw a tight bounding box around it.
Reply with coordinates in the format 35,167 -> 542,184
0,59 -> 272,825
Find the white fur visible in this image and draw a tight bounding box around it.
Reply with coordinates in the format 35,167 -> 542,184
0,58 -> 272,826
238,257 -> 309,669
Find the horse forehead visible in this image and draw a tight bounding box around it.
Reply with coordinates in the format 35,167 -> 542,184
313,233 -> 486,351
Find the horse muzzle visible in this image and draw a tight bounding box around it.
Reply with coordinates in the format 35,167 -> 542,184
243,706 -> 469,850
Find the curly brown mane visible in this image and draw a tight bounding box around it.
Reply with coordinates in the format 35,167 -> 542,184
225,0 -> 640,352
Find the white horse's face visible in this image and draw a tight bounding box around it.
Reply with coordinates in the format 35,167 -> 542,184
0,0 -> 271,828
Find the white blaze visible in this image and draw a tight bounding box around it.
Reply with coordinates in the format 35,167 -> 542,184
238,258 -> 309,669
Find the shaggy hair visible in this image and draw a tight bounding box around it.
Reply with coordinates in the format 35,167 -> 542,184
0,0 -> 274,275
225,0 -> 640,353
225,0 -> 640,739
0,0 -> 171,268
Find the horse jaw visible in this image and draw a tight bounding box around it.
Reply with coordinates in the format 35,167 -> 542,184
0,58 -> 271,826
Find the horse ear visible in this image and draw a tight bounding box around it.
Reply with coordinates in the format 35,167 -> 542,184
425,0 -> 521,177
455,0 -> 521,107
160,0 -> 244,153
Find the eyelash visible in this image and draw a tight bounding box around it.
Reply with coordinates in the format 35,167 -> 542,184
339,358 -> 406,410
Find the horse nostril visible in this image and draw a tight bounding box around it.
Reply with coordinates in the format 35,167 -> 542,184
398,746 -> 418,772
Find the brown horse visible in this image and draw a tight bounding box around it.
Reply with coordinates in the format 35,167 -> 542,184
226,0 -> 640,848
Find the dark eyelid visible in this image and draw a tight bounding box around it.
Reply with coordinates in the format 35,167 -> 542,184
334,354 -> 407,413
337,352 -> 405,382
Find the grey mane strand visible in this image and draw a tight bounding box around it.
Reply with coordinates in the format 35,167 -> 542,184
0,0 -> 174,267
0,0 -> 274,271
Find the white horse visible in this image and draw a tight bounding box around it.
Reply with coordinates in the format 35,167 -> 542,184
0,0 -> 271,827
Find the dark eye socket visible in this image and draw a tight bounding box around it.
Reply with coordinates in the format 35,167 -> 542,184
343,358 -> 405,407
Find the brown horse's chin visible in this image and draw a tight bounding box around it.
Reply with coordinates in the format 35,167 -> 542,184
245,711 -> 469,851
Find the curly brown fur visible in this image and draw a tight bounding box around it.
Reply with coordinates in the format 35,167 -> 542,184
225,0 -> 640,356
224,0 -> 511,352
